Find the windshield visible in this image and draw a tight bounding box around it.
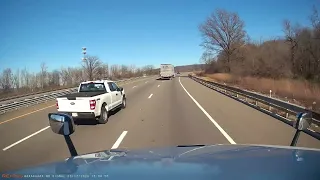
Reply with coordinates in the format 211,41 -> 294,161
79,83 -> 106,92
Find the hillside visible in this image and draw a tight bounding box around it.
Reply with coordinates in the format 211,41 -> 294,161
175,64 -> 205,72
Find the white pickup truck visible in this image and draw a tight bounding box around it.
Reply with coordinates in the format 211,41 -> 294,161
56,80 -> 126,124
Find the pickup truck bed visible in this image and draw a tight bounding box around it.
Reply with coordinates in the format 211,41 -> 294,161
58,92 -> 107,99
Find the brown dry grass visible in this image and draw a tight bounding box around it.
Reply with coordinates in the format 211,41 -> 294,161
197,73 -> 320,112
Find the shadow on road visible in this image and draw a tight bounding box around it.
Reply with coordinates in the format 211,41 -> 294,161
74,108 -> 122,126
74,118 -> 98,125
109,107 -> 121,117
156,78 -> 172,81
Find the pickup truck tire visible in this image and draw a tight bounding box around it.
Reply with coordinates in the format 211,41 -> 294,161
98,105 -> 108,124
122,97 -> 126,109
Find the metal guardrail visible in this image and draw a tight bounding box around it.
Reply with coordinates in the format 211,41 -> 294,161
0,77 -> 143,115
189,75 -> 320,141
0,87 -> 74,102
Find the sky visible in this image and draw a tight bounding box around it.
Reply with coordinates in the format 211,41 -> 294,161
0,0 -> 318,73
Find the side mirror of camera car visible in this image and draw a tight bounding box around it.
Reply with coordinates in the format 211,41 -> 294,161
290,112 -> 313,146
294,112 -> 312,131
48,113 -> 75,136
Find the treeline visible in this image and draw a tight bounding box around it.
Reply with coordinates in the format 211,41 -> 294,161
0,55 -> 158,98
200,6 -> 320,81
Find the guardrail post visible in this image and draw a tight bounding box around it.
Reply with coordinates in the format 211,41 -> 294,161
269,90 -> 272,111
285,98 -> 289,118
255,100 -> 258,106
312,102 -> 316,111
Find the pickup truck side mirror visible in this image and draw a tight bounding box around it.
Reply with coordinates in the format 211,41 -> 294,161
118,87 -> 123,91
48,113 -> 75,136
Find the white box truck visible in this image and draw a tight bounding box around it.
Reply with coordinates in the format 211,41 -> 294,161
160,64 -> 175,80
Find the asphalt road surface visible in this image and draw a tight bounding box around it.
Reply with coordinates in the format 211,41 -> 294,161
1,75 -> 320,172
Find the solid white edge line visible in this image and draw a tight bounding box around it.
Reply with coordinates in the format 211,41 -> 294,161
178,77 -> 236,144
111,131 -> 128,149
148,94 -> 153,99
132,86 -> 137,88
3,126 -> 50,151
157,85 -> 160,87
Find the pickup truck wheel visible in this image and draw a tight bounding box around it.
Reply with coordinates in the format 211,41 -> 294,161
122,97 -> 126,109
98,106 -> 108,124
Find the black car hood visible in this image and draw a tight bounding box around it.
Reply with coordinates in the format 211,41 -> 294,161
5,144 -> 320,180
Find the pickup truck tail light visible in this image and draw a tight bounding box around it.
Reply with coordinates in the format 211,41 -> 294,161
90,100 -> 96,110
56,100 -> 59,109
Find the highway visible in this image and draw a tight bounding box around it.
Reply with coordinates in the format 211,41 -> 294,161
1,75 -> 320,172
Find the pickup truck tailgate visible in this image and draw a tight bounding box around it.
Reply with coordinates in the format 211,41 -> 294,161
57,97 -> 97,112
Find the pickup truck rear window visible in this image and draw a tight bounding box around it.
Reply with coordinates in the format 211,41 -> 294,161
79,83 -> 106,92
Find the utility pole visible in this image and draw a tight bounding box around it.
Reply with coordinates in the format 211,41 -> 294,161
82,47 -> 87,81
82,47 -> 87,61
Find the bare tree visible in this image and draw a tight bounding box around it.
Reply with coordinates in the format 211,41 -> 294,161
21,67 -> 30,89
142,65 -> 155,75
110,65 -> 120,79
121,65 -> 129,78
200,51 -> 219,73
309,6 -> 320,78
40,62 -> 47,89
82,56 -> 102,81
0,68 -> 13,92
29,73 -> 38,92
68,67 -> 80,86
48,70 -> 60,87
13,69 -> 20,90
96,64 -> 109,80
199,9 -> 246,72
135,67 -> 142,77
200,50 -> 215,65
60,67 -> 73,86
0,54 -> 161,98
310,5 -> 320,31
128,64 -> 136,77
283,20 -> 299,76
73,68 -> 85,84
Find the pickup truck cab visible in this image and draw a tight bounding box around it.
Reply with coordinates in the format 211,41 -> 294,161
56,80 -> 126,124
